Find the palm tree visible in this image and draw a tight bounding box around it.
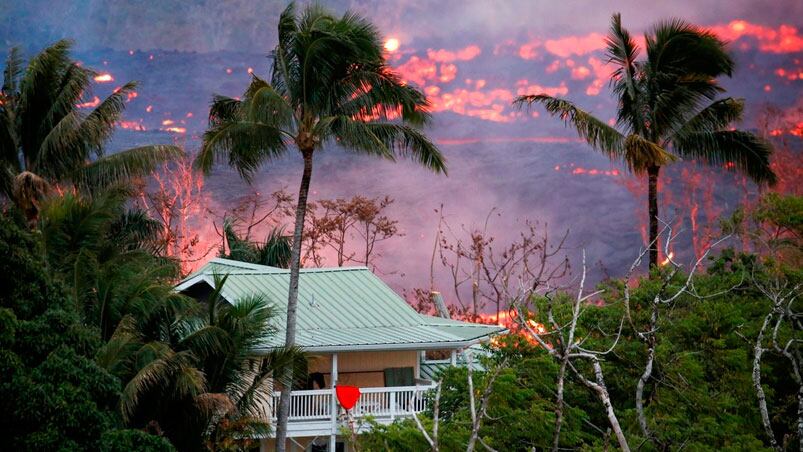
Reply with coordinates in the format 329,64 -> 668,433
195,4 -> 446,447
221,218 -> 293,268
38,187 -> 179,339
98,274 -> 305,451
0,40 -> 182,226
515,14 -> 776,268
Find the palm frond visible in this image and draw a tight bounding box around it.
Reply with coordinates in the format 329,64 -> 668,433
121,346 -> 204,423
196,120 -> 288,181
1,48 -> 23,168
108,208 -> 164,252
40,62 -> 92,134
208,95 -> 242,125
672,129 -> 776,185
649,74 -> 724,139
75,144 -> 183,190
270,3 -> 301,101
646,17 -> 734,78
37,82 -> 140,175
606,13 -> 647,135
78,81 -> 138,157
243,77 -> 295,130
328,116 -> 446,173
180,325 -> 234,362
35,110 -> 86,177
17,40 -> 74,164
234,346 -> 306,417
606,13 -> 640,73
333,67 -> 431,125
669,97 -> 744,144
2,46 -> 24,97
258,227 -> 292,268
514,94 -> 625,161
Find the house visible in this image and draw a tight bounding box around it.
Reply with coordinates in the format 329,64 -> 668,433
176,258 -> 506,452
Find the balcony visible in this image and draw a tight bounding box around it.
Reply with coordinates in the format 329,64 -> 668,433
267,383 -> 437,438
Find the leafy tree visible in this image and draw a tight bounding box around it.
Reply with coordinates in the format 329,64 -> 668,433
515,14 -> 775,267
0,39 -> 181,225
99,274 -> 305,451
0,212 -> 172,451
360,253 -> 799,451
195,3 -> 446,447
221,218 -> 293,268
732,192 -> 803,267
99,429 -> 175,452
38,189 -> 179,339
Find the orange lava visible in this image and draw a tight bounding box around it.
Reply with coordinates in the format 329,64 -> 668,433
384,38 -> 400,52
94,73 -> 114,83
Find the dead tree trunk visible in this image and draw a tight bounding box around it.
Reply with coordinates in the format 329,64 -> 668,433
514,251 -> 628,451
753,308 -> 781,451
573,360 -> 631,452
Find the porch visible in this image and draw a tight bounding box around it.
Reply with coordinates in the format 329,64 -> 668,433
264,350 -> 440,439
268,383 -> 437,438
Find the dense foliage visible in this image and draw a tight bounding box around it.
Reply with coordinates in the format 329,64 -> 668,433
0,6 -> 798,452
357,255 -> 799,450
356,195 -> 803,452
0,40 -> 181,225
0,213 -> 174,451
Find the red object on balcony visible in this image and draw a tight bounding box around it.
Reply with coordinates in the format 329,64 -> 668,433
336,385 -> 361,410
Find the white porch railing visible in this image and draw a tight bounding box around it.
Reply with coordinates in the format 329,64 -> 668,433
269,383 -> 437,422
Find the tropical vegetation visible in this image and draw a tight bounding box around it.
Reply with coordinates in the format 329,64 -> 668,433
515,14 -> 776,268
0,40 -> 181,226
195,3 -> 445,447
0,4 -> 799,452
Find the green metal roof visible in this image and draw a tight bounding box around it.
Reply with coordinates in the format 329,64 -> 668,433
176,258 -> 506,352
419,345 -> 489,380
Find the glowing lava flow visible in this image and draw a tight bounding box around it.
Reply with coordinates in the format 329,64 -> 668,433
94,73 -> 114,83
554,164 -> 621,177
384,38 -> 400,52
76,96 -> 101,108
117,120 -> 146,131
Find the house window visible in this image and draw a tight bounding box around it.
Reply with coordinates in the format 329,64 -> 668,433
424,349 -> 452,361
383,367 -> 414,386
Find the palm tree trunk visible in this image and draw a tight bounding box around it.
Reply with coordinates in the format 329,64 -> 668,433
275,148 -> 314,452
647,165 -> 660,268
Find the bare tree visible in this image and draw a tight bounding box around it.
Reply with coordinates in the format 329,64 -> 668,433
750,277 -> 802,451
410,354 -> 507,452
411,381 -> 442,452
619,220 -> 732,446
134,157 -> 216,274
432,207 -> 570,321
513,251 -> 629,452
353,196 -> 400,269
216,189 -> 294,243
301,196 -> 402,269
465,351 -> 506,452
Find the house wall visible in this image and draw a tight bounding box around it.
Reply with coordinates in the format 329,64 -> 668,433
307,350 -> 419,387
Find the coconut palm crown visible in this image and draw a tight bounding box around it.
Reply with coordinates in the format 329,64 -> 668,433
194,3 -> 446,449
0,40 -> 182,225
515,14 -> 776,267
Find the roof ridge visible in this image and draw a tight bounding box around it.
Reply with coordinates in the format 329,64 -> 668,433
201,265 -> 371,275
209,258 -> 278,271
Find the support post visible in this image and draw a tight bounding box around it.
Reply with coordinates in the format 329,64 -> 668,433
450,350 -> 457,366
330,353 -> 338,451
390,388 -> 396,420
